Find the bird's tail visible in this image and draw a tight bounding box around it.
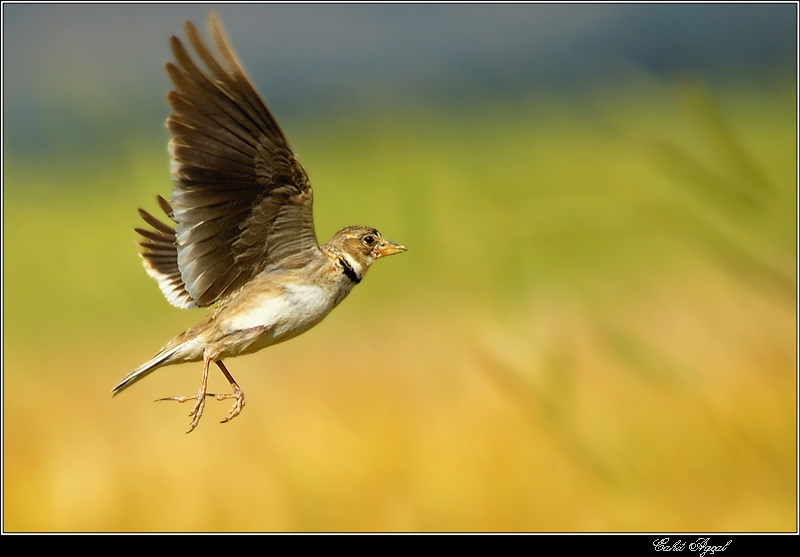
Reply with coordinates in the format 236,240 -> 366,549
111,342 -> 186,396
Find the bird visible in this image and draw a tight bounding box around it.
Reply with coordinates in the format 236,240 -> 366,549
111,13 -> 406,433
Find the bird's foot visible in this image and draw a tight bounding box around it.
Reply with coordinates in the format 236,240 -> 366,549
155,390 -> 207,433
153,360 -> 244,432
208,384 -> 246,424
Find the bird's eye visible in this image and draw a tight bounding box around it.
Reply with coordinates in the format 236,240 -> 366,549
363,235 -> 375,246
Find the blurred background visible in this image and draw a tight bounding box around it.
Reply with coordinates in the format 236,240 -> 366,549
3,4 -> 796,532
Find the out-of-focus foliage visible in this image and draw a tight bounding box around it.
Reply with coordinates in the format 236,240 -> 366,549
3,75 -> 795,531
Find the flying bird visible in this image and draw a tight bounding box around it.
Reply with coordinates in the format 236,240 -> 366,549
112,13 -> 406,432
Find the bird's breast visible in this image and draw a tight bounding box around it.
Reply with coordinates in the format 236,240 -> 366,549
223,283 -> 337,346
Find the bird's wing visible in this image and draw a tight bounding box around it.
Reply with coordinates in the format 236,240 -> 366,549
136,196 -> 197,309
137,13 -> 319,309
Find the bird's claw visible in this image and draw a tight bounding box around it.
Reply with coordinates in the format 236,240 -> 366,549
155,386 -> 244,431
155,390 -> 206,433
208,385 -> 246,424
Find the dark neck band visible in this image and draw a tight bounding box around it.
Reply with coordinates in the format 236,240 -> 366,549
339,257 -> 361,284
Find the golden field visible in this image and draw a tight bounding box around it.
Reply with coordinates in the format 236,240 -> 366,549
3,75 -> 796,531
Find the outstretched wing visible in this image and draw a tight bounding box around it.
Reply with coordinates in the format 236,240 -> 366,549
136,196 -> 196,309
137,13 -> 319,309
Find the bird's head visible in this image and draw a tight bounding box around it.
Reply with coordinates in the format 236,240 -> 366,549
325,226 -> 406,284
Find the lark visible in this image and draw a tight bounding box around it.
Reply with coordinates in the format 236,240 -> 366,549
112,13 -> 405,432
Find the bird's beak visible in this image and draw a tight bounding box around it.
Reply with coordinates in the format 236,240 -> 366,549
375,240 -> 406,259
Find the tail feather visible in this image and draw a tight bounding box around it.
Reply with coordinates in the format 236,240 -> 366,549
112,343 -> 185,396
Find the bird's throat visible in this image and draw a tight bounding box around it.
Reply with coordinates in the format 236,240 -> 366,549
339,256 -> 361,284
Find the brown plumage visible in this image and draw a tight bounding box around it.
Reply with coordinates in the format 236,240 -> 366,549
113,13 -> 405,432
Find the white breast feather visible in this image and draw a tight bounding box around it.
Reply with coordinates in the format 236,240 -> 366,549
225,284 -> 334,340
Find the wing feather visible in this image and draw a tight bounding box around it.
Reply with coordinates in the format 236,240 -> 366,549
136,13 -> 320,308
135,199 -> 196,309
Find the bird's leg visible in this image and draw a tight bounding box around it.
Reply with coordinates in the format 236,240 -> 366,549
207,360 -> 246,424
155,354 -> 212,433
